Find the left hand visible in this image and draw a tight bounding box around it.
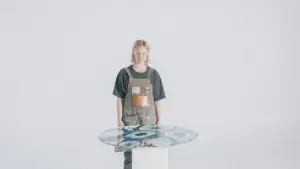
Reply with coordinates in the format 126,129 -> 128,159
156,119 -> 161,125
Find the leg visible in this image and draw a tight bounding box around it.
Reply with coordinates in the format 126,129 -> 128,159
124,150 -> 132,169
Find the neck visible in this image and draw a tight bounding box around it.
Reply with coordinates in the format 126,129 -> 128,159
133,63 -> 147,73
134,63 -> 146,67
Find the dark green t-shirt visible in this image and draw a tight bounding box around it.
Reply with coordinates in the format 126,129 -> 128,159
113,65 -> 166,102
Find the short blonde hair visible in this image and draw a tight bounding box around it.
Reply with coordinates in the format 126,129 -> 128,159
131,39 -> 151,65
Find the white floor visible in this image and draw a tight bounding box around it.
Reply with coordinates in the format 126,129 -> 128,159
1,119 -> 299,169
168,122 -> 300,169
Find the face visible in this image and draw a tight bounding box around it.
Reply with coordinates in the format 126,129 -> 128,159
133,46 -> 148,64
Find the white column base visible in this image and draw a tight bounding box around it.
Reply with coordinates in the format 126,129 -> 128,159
132,147 -> 168,169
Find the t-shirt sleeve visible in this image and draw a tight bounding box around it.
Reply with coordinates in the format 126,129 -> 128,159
113,68 -> 129,99
152,69 -> 166,101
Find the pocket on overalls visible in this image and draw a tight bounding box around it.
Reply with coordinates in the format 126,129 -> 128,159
132,87 -> 150,107
145,112 -> 157,125
123,115 -> 139,126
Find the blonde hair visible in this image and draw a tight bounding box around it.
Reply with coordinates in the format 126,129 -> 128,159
131,39 -> 151,65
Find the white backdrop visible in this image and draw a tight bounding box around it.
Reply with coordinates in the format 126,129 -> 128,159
1,0 -> 299,169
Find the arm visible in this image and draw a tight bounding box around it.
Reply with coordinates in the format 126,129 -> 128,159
113,68 -> 128,127
117,97 -> 124,127
155,100 -> 161,124
152,70 -> 166,125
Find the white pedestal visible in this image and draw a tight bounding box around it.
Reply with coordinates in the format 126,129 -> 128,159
132,147 -> 168,169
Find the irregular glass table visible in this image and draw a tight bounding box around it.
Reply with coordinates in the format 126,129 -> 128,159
98,124 -> 198,152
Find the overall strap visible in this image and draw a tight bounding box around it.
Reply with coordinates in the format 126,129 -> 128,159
124,67 -> 133,79
147,67 -> 152,80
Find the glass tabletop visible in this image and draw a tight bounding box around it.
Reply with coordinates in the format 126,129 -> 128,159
98,124 -> 198,152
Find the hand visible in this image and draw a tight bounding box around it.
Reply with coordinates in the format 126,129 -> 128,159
118,120 -> 124,128
156,119 -> 161,125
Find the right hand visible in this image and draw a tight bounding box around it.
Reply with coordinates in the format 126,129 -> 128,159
118,120 -> 124,128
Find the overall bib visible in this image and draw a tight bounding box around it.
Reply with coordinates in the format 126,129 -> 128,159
121,67 -> 157,169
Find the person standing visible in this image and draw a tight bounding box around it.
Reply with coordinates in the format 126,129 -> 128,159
112,39 -> 166,169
